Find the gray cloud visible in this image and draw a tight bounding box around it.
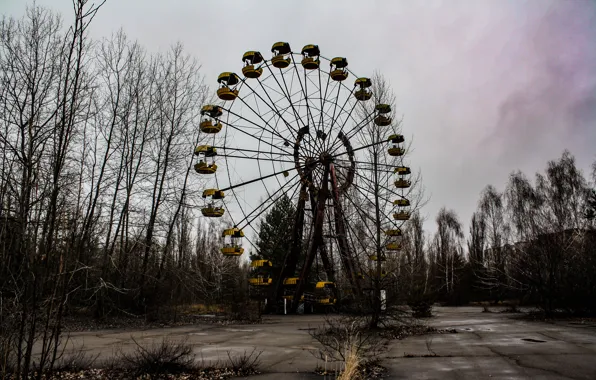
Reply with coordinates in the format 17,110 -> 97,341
2,0 -> 595,235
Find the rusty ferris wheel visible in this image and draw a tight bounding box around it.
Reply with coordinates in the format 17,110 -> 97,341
193,42 -> 412,311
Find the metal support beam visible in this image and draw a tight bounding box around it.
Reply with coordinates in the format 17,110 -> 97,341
291,166 -> 329,312
270,182 -> 308,312
329,164 -> 362,298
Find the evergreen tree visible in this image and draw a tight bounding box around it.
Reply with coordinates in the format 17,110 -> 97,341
253,194 -> 296,278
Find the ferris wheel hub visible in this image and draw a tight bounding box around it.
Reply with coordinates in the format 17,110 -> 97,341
319,152 -> 333,165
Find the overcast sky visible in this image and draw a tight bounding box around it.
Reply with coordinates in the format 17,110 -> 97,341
2,0 -> 596,235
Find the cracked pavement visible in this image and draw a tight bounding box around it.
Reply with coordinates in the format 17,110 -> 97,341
55,307 -> 596,379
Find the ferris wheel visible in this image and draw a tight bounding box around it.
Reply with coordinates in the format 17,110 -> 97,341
193,42 -> 412,311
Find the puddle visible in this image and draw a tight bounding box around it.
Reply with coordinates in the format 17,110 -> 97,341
224,328 -> 259,332
522,338 -> 546,343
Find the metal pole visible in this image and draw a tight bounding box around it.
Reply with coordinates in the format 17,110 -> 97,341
373,142 -> 383,325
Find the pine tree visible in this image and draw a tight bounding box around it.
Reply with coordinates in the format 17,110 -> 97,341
253,194 -> 296,275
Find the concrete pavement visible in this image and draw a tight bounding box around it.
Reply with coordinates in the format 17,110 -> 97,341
57,307 -> 596,379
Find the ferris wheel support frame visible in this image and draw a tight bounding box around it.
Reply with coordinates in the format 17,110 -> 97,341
291,164 -> 330,311
269,182 -> 307,309
330,164 -> 362,297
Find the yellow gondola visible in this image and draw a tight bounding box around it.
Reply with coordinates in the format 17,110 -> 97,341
355,77 -> 372,88
194,145 -> 218,174
393,211 -> 411,221
315,281 -> 335,289
394,198 -> 411,207
249,277 -> 272,286
201,207 -> 224,218
301,44 -> 320,70
221,227 -> 244,256
200,105 -> 223,118
271,41 -> 291,69
374,115 -> 392,126
317,297 -> 336,305
194,145 -> 217,157
354,77 -> 372,101
330,57 -> 349,81
283,277 -> 299,286
201,189 -> 225,218
376,104 -> 391,114
200,119 -> 222,134
217,72 -> 240,101
194,161 -> 217,174
242,51 -> 264,79
388,147 -> 405,156
250,259 -> 272,268
395,179 -> 411,189
386,242 -> 402,251
394,166 -> 411,175
388,134 -> 405,143
385,229 -> 402,237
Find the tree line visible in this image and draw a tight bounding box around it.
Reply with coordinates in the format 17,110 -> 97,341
0,2 -> 249,375
396,151 -> 596,315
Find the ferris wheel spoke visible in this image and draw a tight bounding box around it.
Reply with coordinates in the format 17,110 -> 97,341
236,172 -> 301,229
215,145 -> 293,157
327,108 -> 377,154
346,171 -> 404,214
263,62 -> 318,155
340,190 -> 380,240
322,84 -> 357,154
242,79 -> 300,140
335,158 -> 399,172
342,207 -> 375,268
219,159 -> 311,192
289,56 -> 318,146
331,136 -> 388,160
219,117 -> 292,156
232,95 -> 299,150
317,64 -> 331,140
218,153 -> 295,164
349,167 -> 410,201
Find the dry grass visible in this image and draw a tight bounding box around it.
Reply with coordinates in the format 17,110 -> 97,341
177,304 -> 225,315
338,345 -> 361,380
